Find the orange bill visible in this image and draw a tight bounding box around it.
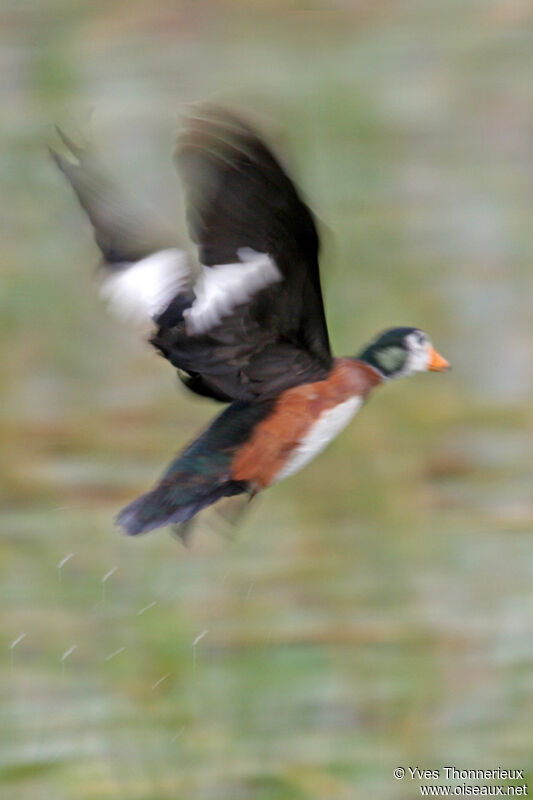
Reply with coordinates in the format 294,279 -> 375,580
428,347 -> 450,372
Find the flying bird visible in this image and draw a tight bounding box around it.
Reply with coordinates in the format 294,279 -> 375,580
51,106 -> 449,538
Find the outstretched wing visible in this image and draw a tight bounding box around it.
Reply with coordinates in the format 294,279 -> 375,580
178,107 -> 331,363
51,111 -> 334,403
50,126 -> 277,401
151,106 -> 333,402
51,126 -> 195,336
50,127 -> 177,265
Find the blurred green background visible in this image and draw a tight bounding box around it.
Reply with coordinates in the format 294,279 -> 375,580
2,1 -> 533,798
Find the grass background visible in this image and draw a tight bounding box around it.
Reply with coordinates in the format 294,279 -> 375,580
1,1 -> 533,797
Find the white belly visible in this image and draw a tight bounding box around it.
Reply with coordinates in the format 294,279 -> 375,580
274,396 -> 363,483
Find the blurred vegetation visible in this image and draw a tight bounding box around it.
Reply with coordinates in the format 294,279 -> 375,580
1,1 -> 533,798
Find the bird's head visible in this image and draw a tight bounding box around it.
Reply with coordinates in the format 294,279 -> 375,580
357,327 -> 450,380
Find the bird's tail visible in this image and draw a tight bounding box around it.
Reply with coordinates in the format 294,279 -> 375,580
117,477 -> 246,536
116,400 -> 271,537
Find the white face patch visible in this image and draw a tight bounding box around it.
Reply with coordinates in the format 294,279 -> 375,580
100,249 -> 190,325
402,331 -> 432,376
183,248 -> 281,336
273,396 -> 363,484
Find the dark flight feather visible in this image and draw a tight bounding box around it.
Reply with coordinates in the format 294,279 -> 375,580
50,128 -> 176,265
177,107 -> 331,361
51,112 -> 333,403
149,106 -> 333,402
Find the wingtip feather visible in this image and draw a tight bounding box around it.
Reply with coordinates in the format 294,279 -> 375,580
54,125 -> 85,161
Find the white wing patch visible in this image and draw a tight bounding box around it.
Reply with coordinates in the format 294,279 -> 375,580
183,248 -> 281,336
100,249 -> 190,324
100,246 -> 280,336
274,396 -> 363,483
